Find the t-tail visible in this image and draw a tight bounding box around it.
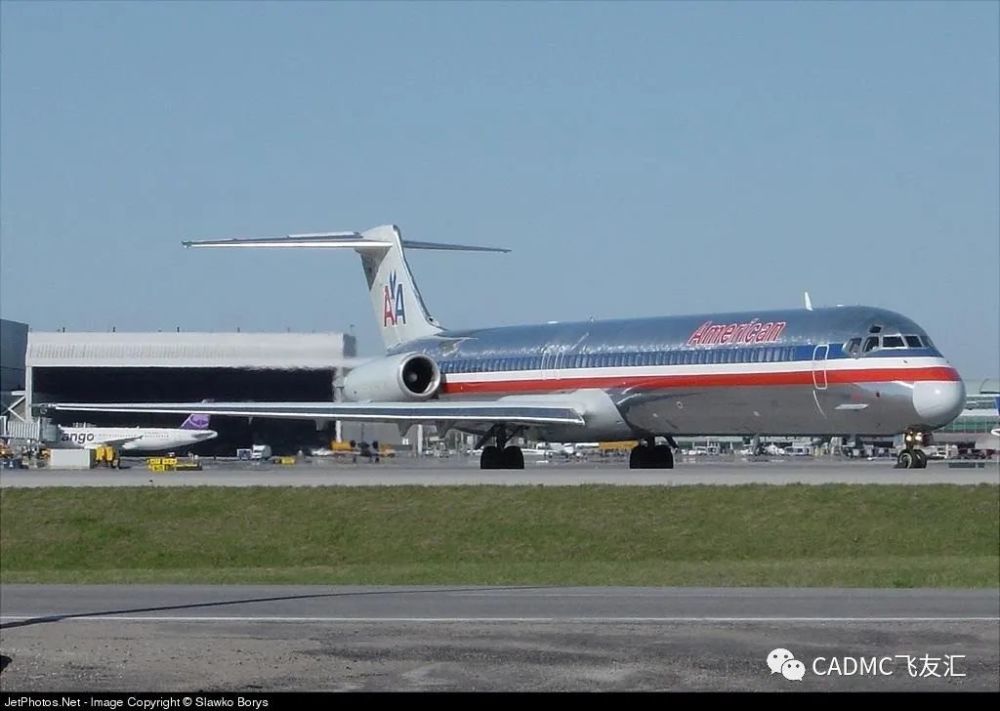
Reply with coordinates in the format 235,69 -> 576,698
183,225 -> 508,350
179,413 -> 212,430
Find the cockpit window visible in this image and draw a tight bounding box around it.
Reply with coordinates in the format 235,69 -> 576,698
854,332 -> 924,354
868,325 -> 882,334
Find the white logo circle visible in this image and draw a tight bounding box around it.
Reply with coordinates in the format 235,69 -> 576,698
767,647 -> 795,674
781,658 -> 806,681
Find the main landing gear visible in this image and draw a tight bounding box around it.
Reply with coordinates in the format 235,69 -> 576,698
629,437 -> 676,469
478,424 -> 525,470
896,430 -> 930,469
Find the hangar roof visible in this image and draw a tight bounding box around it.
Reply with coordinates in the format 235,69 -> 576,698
26,331 -> 357,369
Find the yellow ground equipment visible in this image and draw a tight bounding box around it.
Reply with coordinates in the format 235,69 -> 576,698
599,441 -> 639,453
94,445 -> 120,468
147,457 -> 176,472
0,440 -> 18,469
147,457 -> 203,472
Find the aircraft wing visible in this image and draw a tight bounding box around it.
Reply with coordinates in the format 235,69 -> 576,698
40,401 -> 586,427
82,435 -> 143,449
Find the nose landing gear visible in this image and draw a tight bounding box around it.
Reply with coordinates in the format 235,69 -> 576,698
896,430 -> 930,469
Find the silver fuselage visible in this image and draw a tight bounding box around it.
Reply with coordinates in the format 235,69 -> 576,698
397,306 -> 964,442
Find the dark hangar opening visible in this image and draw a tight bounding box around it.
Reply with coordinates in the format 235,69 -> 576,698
36,367 -> 335,456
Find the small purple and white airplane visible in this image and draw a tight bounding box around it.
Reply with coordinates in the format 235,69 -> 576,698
47,224 -> 964,470
52,413 -> 217,453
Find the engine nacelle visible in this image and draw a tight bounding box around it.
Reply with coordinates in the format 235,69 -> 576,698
343,352 -> 442,402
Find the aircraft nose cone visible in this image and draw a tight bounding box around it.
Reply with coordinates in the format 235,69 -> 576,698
912,380 -> 965,426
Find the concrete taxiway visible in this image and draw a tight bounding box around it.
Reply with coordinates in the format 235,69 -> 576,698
1,460 -> 997,487
1,586 -> 997,691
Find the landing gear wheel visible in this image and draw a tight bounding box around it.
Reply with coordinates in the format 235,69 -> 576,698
912,450 -> 928,469
652,444 -> 674,469
896,451 -> 914,469
501,446 -> 525,469
480,445 -> 501,470
629,444 -> 674,469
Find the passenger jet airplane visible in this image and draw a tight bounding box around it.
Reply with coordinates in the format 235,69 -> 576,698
46,225 -> 964,469
52,413 -> 217,453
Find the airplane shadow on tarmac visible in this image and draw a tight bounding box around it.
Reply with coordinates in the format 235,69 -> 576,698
0,585 -> 552,631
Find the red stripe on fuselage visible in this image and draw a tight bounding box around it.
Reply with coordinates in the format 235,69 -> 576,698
440,366 -> 960,395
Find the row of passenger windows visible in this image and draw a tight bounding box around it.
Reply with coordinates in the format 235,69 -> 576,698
439,347 -> 801,374
844,333 -> 927,357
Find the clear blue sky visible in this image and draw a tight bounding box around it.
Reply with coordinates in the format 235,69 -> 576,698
2,1 -> 997,379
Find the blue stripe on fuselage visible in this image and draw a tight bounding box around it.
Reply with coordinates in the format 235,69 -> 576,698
432,344 -> 941,376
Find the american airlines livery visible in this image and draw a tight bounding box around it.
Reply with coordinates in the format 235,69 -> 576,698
53,413 -> 217,453
47,225 -> 964,470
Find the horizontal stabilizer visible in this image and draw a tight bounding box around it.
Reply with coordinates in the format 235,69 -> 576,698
183,234 -> 378,250
401,240 -> 510,253
181,224 -> 508,349
183,232 -> 508,253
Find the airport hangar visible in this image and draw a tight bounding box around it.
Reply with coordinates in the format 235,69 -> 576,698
6,328 -> 400,456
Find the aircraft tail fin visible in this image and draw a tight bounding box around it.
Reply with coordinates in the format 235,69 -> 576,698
184,225 -> 508,350
179,413 -> 211,430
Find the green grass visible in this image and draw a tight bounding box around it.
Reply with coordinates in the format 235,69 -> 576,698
1,485 -> 997,587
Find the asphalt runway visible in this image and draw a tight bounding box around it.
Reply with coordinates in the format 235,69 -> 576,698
1,586 -> 997,691
1,459 -> 998,487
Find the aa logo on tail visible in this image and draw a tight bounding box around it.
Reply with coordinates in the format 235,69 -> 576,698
383,271 -> 407,326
